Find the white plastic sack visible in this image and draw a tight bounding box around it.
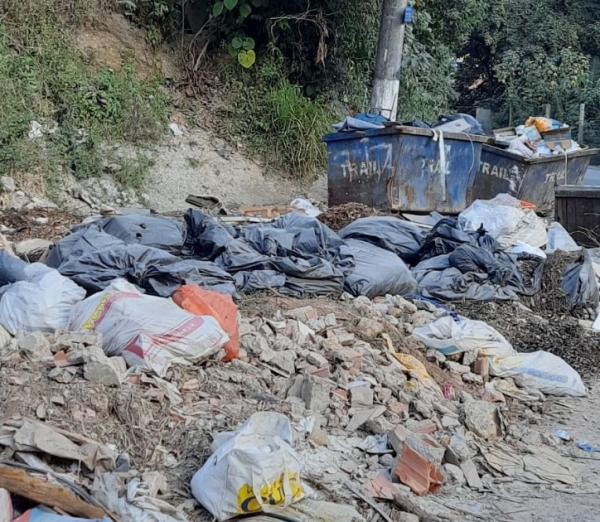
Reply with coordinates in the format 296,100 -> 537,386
291,198 -> 321,218
68,279 -> 228,376
546,222 -> 581,254
413,315 -> 516,358
191,412 -> 304,521
458,195 -> 547,248
0,264 -> 85,335
489,351 -> 586,397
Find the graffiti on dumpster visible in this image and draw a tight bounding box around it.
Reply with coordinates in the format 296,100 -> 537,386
337,142 -> 394,182
479,161 -> 524,193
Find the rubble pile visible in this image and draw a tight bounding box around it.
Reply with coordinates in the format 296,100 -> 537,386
0,191 -> 598,520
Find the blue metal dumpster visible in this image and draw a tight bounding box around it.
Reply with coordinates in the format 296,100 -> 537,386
470,145 -> 598,214
323,126 -> 487,213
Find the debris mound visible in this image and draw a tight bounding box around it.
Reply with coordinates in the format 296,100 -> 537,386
318,203 -> 380,231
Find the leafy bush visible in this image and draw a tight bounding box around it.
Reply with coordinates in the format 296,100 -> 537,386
0,0 -> 168,191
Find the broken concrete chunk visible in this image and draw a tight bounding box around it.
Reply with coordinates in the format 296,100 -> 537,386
425,349 -> 445,365
356,317 -> 384,339
462,372 -> 483,384
397,512 -> 419,522
14,238 -> 51,262
306,351 -> 329,369
459,458 -> 483,489
285,306 -> 318,323
462,348 -> 479,367
389,426 -> 445,466
443,463 -> 466,485
302,376 -> 334,413
462,400 -> 500,441
445,361 -> 470,375
346,405 -> 386,432
365,415 -> 394,435
269,350 -> 297,375
17,332 -> 52,361
350,386 -> 374,407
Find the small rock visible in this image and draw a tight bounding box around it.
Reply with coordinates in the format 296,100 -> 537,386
48,366 -> 79,384
413,399 -> 434,419
33,217 -> 49,225
35,403 -> 47,420
346,406 -> 386,432
366,415 -> 394,435
0,176 -> 16,192
441,415 -> 460,429
84,354 -> 126,387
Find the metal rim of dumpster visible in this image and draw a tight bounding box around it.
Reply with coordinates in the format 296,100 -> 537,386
323,125 -> 490,144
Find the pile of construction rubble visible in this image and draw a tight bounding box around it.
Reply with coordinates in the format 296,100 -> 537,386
0,192 -> 598,521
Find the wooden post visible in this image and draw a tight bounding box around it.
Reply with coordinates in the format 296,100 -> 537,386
544,103 -> 551,118
578,103 -> 585,144
370,0 -> 408,121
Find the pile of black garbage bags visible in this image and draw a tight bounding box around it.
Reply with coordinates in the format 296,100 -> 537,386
44,210 -> 560,303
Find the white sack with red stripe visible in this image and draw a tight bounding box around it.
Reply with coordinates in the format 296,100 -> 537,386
68,279 -> 228,376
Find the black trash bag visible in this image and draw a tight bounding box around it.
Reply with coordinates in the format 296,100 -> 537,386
93,214 -> 185,253
271,255 -> 345,297
341,239 -> 417,298
50,228 -> 236,297
234,270 -> 287,293
183,210 -> 271,272
449,244 -> 523,288
562,250 -> 599,309
339,216 -> 425,263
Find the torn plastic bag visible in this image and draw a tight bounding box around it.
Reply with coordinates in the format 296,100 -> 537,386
449,244 -> 524,289
191,412 -> 304,521
68,279 -> 228,376
271,256 -> 345,297
341,239 -> 417,298
183,210 -> 271,271
0,252 -> 85,335
49,228 -> 236,297
413,316 -> 516,358
489,351 -> 586,397
0,250 -> 29,286
339,216 -> 425,263
92,214 -> 185,253
458,196 -> 547,248
561,250 -> 599,309
418,218 -> 488,260
546,222 -> 581,254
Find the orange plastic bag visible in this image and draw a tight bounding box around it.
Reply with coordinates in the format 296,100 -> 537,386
173,285 -> 240,361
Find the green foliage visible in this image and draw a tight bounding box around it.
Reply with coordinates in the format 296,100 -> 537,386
0,0 -> 168,191
219,57 -> 333,178
114,153 -> 154,189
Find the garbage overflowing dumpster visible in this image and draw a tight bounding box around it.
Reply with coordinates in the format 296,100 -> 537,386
469,145 -> 598,214
323,126 -> 487,214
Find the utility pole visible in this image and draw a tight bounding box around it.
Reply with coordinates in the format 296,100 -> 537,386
370,0 -> 408,121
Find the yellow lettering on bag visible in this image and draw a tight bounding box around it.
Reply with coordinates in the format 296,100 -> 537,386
237,472 -> 304,514
82,294 -> 111,331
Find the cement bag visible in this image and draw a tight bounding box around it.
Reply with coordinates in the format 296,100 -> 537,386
489,351 -> 586,397
68,279 -> 228,376
342,239 -> 417,298
0,256 -> 86,335
413,315 -> 516,358
191,412 -> 304,521
458,195 -> 547,248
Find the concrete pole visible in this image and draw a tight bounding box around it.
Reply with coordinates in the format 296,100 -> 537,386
370,0 -> 408,121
